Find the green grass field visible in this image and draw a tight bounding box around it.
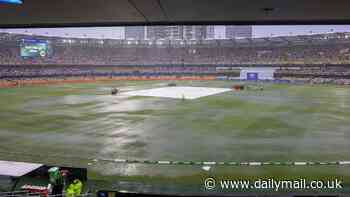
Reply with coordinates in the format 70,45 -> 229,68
0,80 -> 350,192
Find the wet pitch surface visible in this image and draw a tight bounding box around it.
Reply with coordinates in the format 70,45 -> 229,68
0,80 -> 350,191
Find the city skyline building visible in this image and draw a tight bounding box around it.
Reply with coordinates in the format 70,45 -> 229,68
125,26 -> 145,40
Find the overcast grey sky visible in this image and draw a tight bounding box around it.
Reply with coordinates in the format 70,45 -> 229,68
253,25 -> 350,37
1,25 -> 350,39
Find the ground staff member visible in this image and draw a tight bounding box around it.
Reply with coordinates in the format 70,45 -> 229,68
65,179 -> 83,197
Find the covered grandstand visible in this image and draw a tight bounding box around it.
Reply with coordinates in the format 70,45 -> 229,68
1,32 -> 350,85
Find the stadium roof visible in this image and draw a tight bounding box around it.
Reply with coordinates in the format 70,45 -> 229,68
1,0 -> 350,27
0,160 -> 43,177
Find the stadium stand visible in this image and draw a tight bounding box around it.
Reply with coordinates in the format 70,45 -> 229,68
1,32 -> 350,85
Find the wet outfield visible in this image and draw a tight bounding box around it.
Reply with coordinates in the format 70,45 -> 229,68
0,80 -> 350,189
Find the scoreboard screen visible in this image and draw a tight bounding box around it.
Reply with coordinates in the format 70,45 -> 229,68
20,39 -> 49,58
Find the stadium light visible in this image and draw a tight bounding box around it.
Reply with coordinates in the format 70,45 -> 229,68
0,0 -> 22,4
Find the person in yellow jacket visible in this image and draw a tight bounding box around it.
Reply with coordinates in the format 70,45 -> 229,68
65,179 -> 83,197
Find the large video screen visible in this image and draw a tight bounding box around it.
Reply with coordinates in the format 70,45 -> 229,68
20,39 -> 49,58
0,25 -> 350,196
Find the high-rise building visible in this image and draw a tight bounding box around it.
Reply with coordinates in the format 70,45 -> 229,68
183,26 -> 207,40
125,26 -> 145,40
129,25 -> 235,40
146,26 -> 168,40
205,26 -> 215,39
225,26 -> 252,39
146,26 -> 184,40
146,26 -> 209,40
166,26 -> 184,40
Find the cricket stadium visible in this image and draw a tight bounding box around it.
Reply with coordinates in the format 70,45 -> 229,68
0,27 -> 350,196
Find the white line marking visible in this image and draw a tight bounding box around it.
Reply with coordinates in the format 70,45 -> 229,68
249,162 -> 262,166
114,159 -> 127,163
158,161 -> 171,164
203,161 -> 216,165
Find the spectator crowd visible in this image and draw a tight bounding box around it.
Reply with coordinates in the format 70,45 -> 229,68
1,32 -> 350,85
